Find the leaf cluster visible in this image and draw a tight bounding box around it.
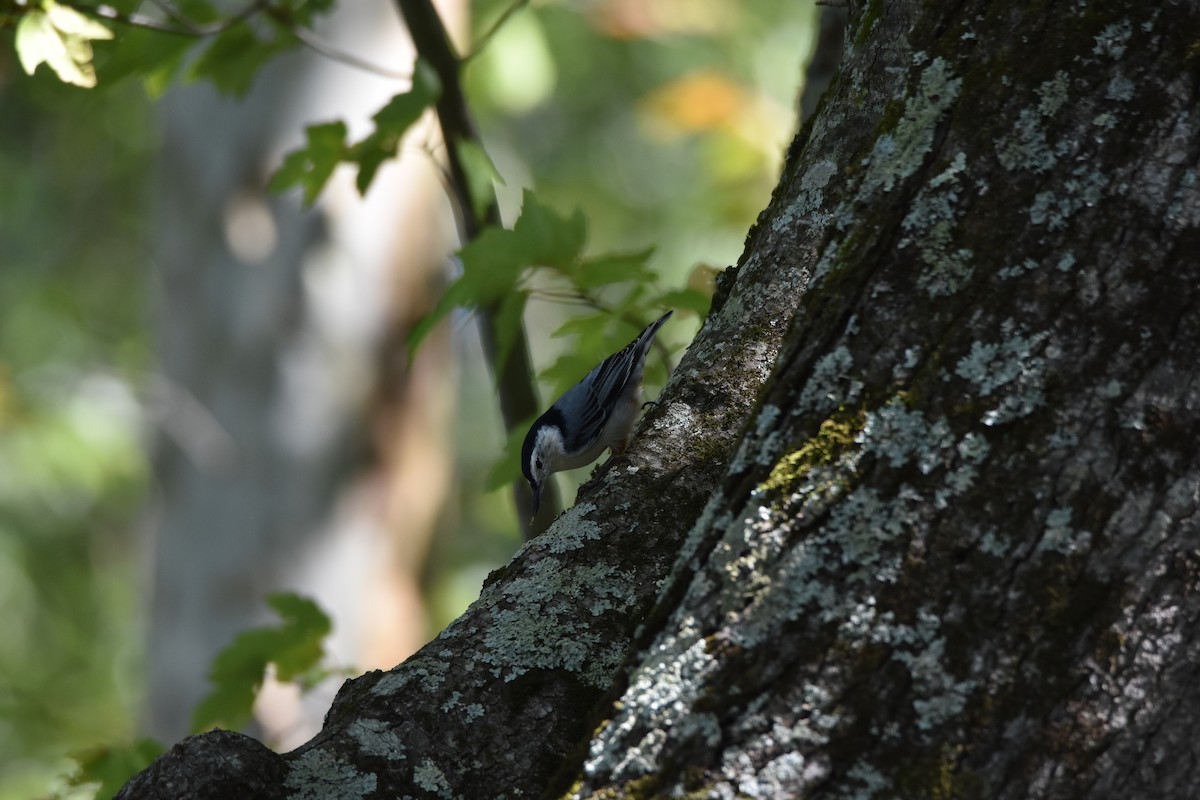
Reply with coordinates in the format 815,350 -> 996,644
400,187 -> 708,492
9,0 -> 339,95
14,0 -> 113,88
59,592 -> 339,799
190,592 -> 335,733
269,59 -> 442,203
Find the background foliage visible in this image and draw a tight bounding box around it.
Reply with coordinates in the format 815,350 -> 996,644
0,0 -> 814,796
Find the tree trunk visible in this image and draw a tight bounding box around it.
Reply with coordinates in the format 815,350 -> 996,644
145,1 -> 452,744
120,1 -> 1200,797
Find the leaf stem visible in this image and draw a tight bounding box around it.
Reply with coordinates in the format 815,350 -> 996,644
461,0 -> 529,64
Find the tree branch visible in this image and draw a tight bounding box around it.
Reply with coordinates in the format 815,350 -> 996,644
394,0 -> 561,537
462,0 -> 528,63
51,1 -> 410,80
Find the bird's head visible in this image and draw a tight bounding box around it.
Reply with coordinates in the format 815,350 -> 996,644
520,417 -> 564,516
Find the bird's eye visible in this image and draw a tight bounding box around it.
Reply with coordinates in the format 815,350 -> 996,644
536,459 -> 543,470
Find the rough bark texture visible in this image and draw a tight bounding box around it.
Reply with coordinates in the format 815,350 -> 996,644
572,1 -> 1200,797
121,1 -> 1200,798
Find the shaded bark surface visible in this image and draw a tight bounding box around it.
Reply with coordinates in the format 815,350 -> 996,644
121,2 -> 1200,798
573,1 -> 1200,797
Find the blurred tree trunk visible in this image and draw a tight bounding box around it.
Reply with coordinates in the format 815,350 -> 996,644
147,69 -> 339,740
122,1 -> 1200,797
145,1 -> 453,743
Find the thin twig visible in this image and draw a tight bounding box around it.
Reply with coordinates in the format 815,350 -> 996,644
288,23 -> 412,79
395,0 -> 563,537
147,0 -> 267,34
462,0 -> 529,64
53,1 -> 205,35
527,290 -> 594,306
144,0 -> 199,28
526,285 -> 676,369
53,0 -> 262,36
399,140 -> 469,243
60,2 -> 411,79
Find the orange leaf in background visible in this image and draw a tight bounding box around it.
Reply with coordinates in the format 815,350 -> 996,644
588,0 -> 735,39
642,71 -> 747,134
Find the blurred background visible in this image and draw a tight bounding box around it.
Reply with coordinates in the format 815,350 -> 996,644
0,0 -> 817,796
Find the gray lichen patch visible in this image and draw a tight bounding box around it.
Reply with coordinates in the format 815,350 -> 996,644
370,654 -> 450,697
773,157 -> 839,234
1165,167 -> 1200,230
728,405 -> 781,474
953,320 -> 1049,426
1037,71 -> 1071,116
1037,507 -> 1090,556
347,718 -> 406,761
475,557 -> 638,686
412,758 -> 455,798
1028,165 -> 1110,230
1092,20 -> 1133,58
857,399 -> 955,472
581,383 -> 997,781
582,632 -> 719,783
286,749 -> 377,800
997,258 -> 1038,280
797,347 -> 861,416
898,152 -> 975,297
535,502 -> 602,553
995,108 -> 1064,174
860,58 -> 963,196
711,686 -> 835,797
1104,74 -> 1135,102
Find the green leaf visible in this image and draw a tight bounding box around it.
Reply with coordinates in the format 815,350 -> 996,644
457,228 -> 528,299
69,738 -> 164,800
549,311 -> 617,343
573,248 -> 656,290
511,189 -> 587,269
406,292 -> 460,360
264,592 -> 332,680
653,287 -> 712,317
169,0 -> 221,24
408,226 -> 528,355
455,138 -> 504,223
188,23 -> 295,97
408,191 -> 587,358
191,592 -> 332,733
484,417 -> 537,492
288,0 -> 338,27
492,289 -> 528,375
92,25 -> 192,95
269,121 -> 349,206
380,60 -> 441,124
353,60 -> 441,195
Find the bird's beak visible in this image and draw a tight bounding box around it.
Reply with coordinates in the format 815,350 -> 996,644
530,482 -> 542,517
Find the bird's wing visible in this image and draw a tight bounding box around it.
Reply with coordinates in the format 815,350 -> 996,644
562,312 -> 672,452
562,350 -> 628,452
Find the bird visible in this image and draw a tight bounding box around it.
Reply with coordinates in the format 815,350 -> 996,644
521,311 -> 673,516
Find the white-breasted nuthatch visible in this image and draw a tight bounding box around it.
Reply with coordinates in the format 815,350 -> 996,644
521,311 -> 673,515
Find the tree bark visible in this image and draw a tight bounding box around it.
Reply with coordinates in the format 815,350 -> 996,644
120,1 -> 1200,797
